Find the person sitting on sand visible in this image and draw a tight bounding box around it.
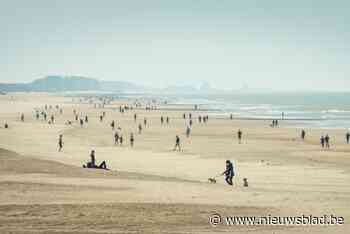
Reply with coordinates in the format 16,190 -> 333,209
222,160 -> 234,186
83,150 -> 107,169
174,135 -> 181,151
346,132 -> 350,144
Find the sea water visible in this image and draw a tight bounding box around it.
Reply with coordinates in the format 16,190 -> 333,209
170,92 -> 350,129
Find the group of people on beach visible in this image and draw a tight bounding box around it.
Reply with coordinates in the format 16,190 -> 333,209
7,99 -> 350,187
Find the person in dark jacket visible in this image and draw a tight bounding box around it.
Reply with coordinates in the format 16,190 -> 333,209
222,160 -> 235,186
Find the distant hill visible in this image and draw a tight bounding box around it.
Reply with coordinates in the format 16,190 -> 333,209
0,76 -> 144,93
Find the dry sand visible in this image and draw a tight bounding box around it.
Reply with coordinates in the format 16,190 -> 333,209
0,93 -> 349,233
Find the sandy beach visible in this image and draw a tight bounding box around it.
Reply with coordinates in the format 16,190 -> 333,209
0,93 -> 349,234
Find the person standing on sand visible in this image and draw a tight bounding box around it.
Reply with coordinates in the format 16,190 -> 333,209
114,132 -> 119,145
301,129 -> 306,141
325,134 -> 330,149
134,113 -> 137,122
138,123 -> 142,134
346,132 -> 350,144
58,134 -> 63,152
222,160 -> 234,186
119,135 -> 123,145
237,129 -> 243,144
144,118 -> 147,127
166,116 -> 169,124
130,133 -> 135,147
174,135 -> 181,151
161,116 -> 164,125
320,136 -> 325,148
20,113 -> 24,122
186,126 -> 191,137
111,120 -> 115,130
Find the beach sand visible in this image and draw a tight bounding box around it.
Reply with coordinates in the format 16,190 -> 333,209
0,93 -> 349,233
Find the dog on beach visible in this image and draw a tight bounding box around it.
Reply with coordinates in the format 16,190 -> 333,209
208,178 -> 217,184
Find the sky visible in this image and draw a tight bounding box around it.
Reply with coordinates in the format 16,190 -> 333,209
1,0 -> 349,91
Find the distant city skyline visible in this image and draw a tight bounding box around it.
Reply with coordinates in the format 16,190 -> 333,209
1,0 -> 349,91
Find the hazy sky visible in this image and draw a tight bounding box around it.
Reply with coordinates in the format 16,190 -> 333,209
1,0 -> 349,91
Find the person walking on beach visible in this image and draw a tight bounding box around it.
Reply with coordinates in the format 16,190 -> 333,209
183,113 -> 186,119
166,116 -> 169,124
134,113 -> 137,122
189,119 -> 193,127
85,115 -> 88,123
301,129 -> 306,141
325,134 -> 330,149
80,118 -> 84,127
320,136 -> 325,148
174,135 -> 181,151
20,113 -> 24,122
130,133 -> 135,147
58,134 -> 63,152
114,132 -> 119,145
119,135 -> 123,145
237,129 -> 243,144
138,123 -> 142,134
186,126 -> 191,137
111,120 -> 115,130
51,114 -> 55,124
346,132 -> 350,144
144,118 -> 147,127
222,160 -> 234,186
161,116 -> 164,125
